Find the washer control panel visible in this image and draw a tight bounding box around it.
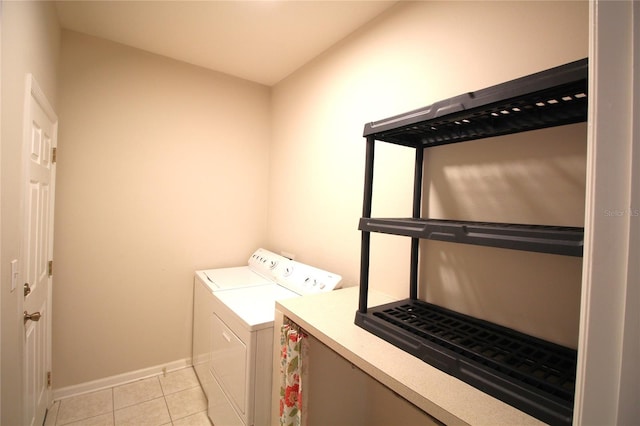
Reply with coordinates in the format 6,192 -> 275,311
248,248 -> 289,277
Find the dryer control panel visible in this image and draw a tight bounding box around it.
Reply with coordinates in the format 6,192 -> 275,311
276,260 -> 342,295
248,248 -> 342,295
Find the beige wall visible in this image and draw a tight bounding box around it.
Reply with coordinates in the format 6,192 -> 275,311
1,0 -> 594,411
53,31 -> 270,388
269,1 -> 588,347
1,1 -> 60,424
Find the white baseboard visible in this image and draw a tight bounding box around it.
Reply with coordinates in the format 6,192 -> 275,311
52,358 -> 192,401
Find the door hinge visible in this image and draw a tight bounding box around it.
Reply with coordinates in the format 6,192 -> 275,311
52,147 -> 57,164
48,260 -> 53,277
47,371 -> 52,388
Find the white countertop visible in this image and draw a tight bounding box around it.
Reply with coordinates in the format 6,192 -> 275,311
276,287 -> 544,426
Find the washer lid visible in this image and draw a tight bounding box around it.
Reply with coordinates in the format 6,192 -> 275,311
213,284 -> 298,330
197,266 -> 272,291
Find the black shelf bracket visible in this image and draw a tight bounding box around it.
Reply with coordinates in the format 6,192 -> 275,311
358,218 -> 584,257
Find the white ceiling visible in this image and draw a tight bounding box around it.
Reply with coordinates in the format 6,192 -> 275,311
55,1 -> 397,86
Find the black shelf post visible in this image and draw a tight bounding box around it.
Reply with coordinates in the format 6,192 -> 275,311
409,147 -> 423,300
358,136 -> 375,314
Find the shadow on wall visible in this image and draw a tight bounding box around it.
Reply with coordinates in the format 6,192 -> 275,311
416,122 -> 587,348
424,123 -> 587,226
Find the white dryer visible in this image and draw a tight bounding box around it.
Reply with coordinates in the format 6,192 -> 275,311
192,248 -> 341,426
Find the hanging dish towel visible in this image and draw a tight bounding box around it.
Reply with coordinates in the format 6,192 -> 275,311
279,322 -> 308,426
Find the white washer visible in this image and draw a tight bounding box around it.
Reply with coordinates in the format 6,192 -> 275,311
195,247 -> 289,291
192,248 -> 341,426
192,248 -> 289,415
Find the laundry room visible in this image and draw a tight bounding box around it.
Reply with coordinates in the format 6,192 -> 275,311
1,1 -> 637,426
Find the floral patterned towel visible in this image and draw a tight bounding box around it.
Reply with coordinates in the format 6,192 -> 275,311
279,323 -> 308,426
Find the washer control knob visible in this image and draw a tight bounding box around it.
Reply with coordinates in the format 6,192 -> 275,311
284,264 -> 294,277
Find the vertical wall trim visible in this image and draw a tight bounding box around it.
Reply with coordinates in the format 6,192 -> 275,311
575,0 -> 637,424
617,3 -> 640,425
0,0 -> 4,420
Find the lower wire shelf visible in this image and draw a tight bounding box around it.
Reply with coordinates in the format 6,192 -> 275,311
355,299 -> 577,425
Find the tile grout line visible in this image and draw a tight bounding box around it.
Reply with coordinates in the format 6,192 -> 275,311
111,387 -> 115,426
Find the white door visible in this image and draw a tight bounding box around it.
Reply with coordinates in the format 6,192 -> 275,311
22,74 -> 57,426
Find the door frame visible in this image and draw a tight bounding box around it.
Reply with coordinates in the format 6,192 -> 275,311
20,73 -> 58,425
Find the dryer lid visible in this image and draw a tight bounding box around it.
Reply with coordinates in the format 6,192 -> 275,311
214,284 -> 298,330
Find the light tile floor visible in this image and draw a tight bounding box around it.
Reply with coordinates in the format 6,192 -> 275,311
44,367 -> 211,426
